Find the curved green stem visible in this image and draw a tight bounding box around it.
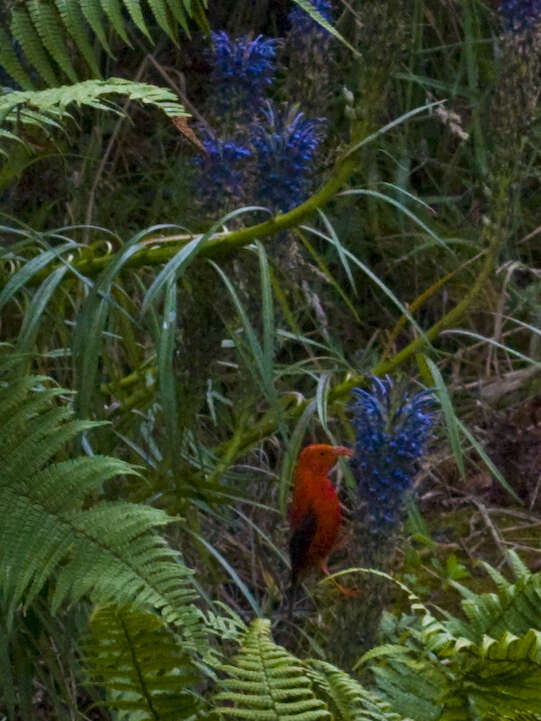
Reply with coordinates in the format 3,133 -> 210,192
28,153 -> 361,285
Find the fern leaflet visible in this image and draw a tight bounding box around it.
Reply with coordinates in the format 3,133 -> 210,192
84,604 -> 204,721
0,366 -> 208,654
215,618 -> 330,721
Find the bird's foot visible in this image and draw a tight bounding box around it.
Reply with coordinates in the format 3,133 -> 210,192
320,561 -> 363,598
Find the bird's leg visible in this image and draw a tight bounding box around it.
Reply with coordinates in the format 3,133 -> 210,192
320,559 -> 362,598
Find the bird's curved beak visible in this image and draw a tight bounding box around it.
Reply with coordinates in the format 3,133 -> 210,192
332,446 -> 354,458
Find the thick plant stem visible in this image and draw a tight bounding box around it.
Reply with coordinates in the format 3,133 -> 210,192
26,153 -> 361,286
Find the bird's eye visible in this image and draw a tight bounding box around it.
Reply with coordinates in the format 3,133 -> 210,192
320,451 -> 325,456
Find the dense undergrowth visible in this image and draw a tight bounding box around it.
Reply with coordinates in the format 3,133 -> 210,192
1,0 -> 541,719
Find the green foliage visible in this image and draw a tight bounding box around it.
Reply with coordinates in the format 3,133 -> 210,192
214,619 -> 406,721
1,0 -> 209,87
215,618 -> 331,721
1,0 -> 540,717
305,659 -> 406,721
364,558 -> 541,720
84,604 -> 204,720
0,361 -> 205,650
0,78 -> 186,156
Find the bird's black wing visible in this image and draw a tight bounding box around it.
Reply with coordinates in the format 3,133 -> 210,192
289,508 -> 317,587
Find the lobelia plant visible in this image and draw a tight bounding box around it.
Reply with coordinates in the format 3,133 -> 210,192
193,22 -> 328,215
192,132 -> 251,212
349,376 -> 436,529
209,31 -> 278,117
250,101 -> 326,212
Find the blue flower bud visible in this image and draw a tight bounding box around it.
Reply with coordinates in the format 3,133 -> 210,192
350,376 -> 436,529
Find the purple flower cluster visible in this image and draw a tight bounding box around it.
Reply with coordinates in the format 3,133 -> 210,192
350,376 -> 436,528
192,132 -> 251,212
251,102 -> 326,212
210,31 -> 277,114
499,0 -> 541,32
194,21 -> 330,214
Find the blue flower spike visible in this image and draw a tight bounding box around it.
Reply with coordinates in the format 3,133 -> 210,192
499,0 -> 541,33
192,131 -> 251,211
350,376 -> 436,529
210,31 -> 278,115
251,101 -> 326,212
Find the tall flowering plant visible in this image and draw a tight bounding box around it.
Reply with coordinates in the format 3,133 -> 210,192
250,102 -> 326,212
192,133 -> 251,212
193,4 -> 334,215
210,31 -> 278,116
349,376 -> 436,529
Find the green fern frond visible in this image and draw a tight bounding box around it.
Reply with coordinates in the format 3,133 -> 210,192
368,561 -> 541,721
305,659 -> 407,721
100,0 -> 133,46
167,0 -> 190,36
122,0 -> 153,40
215,618 -> 330,721
1,0 -> 209,86
27,0 -> 78,83
0,28 -> 34,90
371,659 -> 443,721
0,367 -> 207,653
450,559 -> 541,642
148,0 -> 177,43
199,603 -> 247,644
84,604 -> 203,721
54,0 -> 102,77
10,5 -> 59,87
0,78 -> 186,154
438,628 -> 541,719
80,0 -> 114,57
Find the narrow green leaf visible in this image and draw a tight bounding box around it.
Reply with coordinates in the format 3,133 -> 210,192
16,265 -> 69,356
0,242 -> 76,310
157,277 -> 180,457
316,372 -> 331,433
187,530 -> 262,617
290,0 -> 360,56
423,356 -> 464,477
458,419 -> 520,502
256,241 -> 276,401
317,209 -> 357,295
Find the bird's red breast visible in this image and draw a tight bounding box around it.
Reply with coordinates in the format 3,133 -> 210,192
289,444 -> 353,585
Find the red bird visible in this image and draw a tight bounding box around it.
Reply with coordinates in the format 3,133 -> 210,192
289,444 -> 354,594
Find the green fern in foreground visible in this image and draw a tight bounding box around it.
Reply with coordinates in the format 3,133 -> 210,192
214,619 -> 407,721
305,659 -> 406,721
0,0 -> 209,88
365,557 -> 541,720
84,604 -> 204,721
0,365 -> 205,652
0,78 -> 187,156
215,618 -> 331,721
